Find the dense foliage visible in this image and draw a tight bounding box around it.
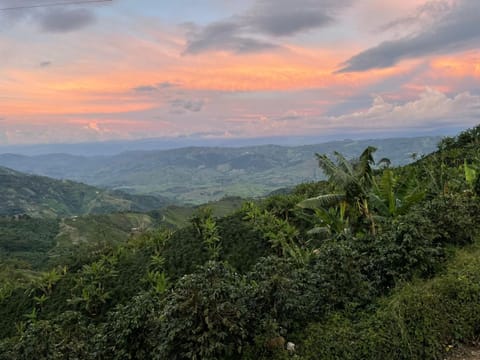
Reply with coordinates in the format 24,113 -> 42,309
0,166 -> 168,218
0,125 -> 479,359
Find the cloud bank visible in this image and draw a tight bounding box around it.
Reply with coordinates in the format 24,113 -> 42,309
37,7 -> 95,33
340,0 -> 480,72
327,88 -> 480,130
0,0 -> 98,33
184,0 -> 352,54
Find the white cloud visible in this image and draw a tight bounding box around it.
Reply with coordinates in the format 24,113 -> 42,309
328,87 -> 480,130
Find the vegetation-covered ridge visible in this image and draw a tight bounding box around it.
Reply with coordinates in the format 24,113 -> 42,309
0,196 -> 244,275
0,125 -> 479,359
0,136 -> 440,204
0,166 -> 168,218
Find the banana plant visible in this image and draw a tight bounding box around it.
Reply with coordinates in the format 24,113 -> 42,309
298,147 -> 380,235
306,204 -> 350,242
243,202 -> 311,264
370,168 -> 425,218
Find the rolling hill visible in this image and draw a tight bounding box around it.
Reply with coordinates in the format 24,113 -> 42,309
0,196 -> 244,273
0,136 -> 441,204
0,166 -> 168,218
0,125 -> 479,358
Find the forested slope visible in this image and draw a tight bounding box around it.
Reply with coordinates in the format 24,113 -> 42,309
0,126 -> 479,359
0,166 -> 168,217
0,197 -> 243,285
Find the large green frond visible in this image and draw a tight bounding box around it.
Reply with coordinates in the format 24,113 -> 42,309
316,153 -> 340,180
333,151 -> 355,178
398,190 -> 425,215
297,194 -> 346,210
377,169 -> 396,215
306,226 -> 331,238
357,146 -> 377,185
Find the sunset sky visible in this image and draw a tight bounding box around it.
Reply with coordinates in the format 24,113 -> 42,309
1,0 -> 480,145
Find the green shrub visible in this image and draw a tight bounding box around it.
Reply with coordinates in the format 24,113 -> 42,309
154,261 -> 256,359
95,292 -> 163,359
2,311 -> 95,360
360,211 -> 444,292
424,194 -> 480,245
300,244 -> 480,360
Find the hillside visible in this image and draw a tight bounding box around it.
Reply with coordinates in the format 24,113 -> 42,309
0,166 -> 168,218
0,125 -> 478,359
0,136 -> 440,204
0,196 -> 243,274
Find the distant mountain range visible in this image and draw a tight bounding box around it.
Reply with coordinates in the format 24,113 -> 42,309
0,129 -> 455,157
0,166 -> 168,217
0,136 -> 442,204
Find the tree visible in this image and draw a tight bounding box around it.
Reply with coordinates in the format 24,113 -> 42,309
299,147 -> 381,235
155,262 -> 255,360
96,292 -> 162,359
243,202 -> 310,264
192,208 -> 222,261
68,256 -> 118,316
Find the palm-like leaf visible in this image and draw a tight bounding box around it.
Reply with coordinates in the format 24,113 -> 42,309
308,147 -> 381,235
333,151 -> 355,177
317,153 -> 342,180
398,190 -> 425,215
372,168 -> 425,217
306,227 -> 331,237
378,157 -> 391,168
369,193 -> 389,216
375,169 -> 397,215
357,146 -> 377,188
297,194 -> 345,210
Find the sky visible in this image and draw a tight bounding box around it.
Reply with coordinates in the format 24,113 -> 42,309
0,0 -> 479,145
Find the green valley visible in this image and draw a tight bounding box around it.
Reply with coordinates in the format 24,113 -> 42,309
0,136 -> 440,204
4,1 -> 480,358
0,125 -> 478,359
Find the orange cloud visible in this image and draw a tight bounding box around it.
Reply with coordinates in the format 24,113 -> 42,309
397,52 -> 480,95
2,14 -> 479,146
0,70 -> 158,116
431,53 -> 480,79
1,42 -> 417,121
